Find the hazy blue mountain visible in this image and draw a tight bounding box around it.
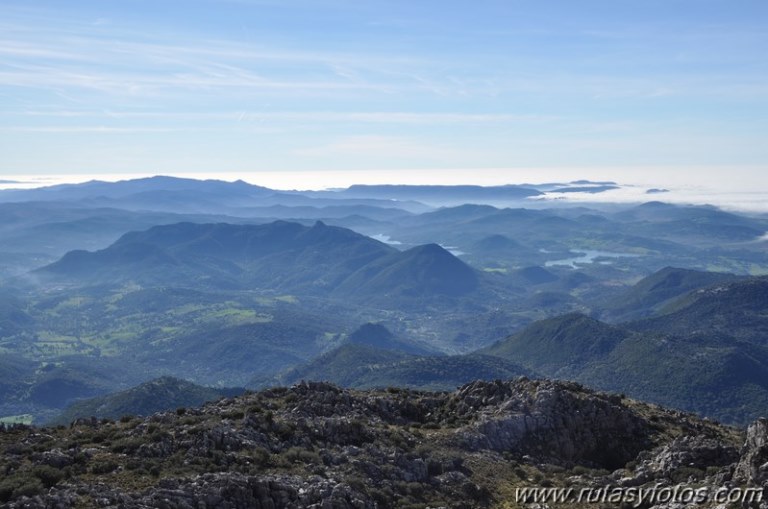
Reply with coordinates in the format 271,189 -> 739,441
0,354 -> 35,400
334,243 -> 479,301
509,266 -> 559,285
150,317 -> 340,386
0,176 -> 271,203
4,177 -> 768,429
0,176 -> 433,215
580,331 -> 768,425
371,201 -> 768,285
0,356 -> 148,425
0,201 -> 271,278
6,180 -> 765,286
26,360 -> 142,409
597,266 -> 741,322
260,344 -> 414,388
345,323 -> 435,355
0,179 -> 253,219
525,290 -> 580,312
51,376 -> 244,425
547,185 -> 619,193
334,184 -> 541,205
403,204 -> 500,225
265,343 -> 534,392
470,233 -> 522,252
613,201 -> 753,224
229,204 -> 413,221
253,192 -> 431,214
483,313 -> 629,377
0,296 -> 33,338
389,207 -> 580,252
37,221 -> 398,291
559,271 -> 597,289
627,276 -> 768,344
611,202 -> 767,243
482,281 -> 768,425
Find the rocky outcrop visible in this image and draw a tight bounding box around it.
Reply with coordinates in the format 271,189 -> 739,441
455,379 -> 649,469
4,474 -> 373,509
0,379 -> 760,508
736,418 -> 768,485
614,434 -> 739,487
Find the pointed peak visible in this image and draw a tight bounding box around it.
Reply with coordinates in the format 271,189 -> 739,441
409,243 -> 449,255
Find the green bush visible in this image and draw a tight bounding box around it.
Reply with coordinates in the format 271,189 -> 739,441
570,465 -> 590,476
0,476 -> 44,502
283,447 -> 321,464
90,460 -> 119,474
110,437 -> 145,453
251,447 -> 271,467
33,464 -> 65,487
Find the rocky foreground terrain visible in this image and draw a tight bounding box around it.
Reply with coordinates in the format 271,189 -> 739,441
1,378 -> 767,508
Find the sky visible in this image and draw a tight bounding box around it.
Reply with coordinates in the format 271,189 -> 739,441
1,0 -> 768,190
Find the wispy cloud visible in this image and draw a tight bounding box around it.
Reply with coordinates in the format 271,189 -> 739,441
2,0 -> 767,175
0,41 -> 86,60
13,110 -> 557,125
0,126 -> 182,133
296,135 -> 465,162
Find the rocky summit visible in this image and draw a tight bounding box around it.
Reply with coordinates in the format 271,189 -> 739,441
0,378 -> 765,508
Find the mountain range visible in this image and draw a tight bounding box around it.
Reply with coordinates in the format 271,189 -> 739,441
36,220 -> 484,309
2,176 -> 768,429
239,269 -> 768,425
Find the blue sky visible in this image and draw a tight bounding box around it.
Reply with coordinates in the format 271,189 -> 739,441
1,0 -> 768,186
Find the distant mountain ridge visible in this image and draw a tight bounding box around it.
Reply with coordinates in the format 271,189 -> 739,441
51,376 -> 243,425
345,323 -> 435,355
597,266 -> 741,322
334,184 -> 542,205
37,220 -> 484,306
263,343 -> 534,391
627,275 -> 768,342
3,175 -> 768,433
482,274 -> 768,424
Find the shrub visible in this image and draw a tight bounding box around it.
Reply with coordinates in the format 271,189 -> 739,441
13,478 -> 44,499
90,460 -> 119,474
571,465 -> 590,476
283,447 -> 321,464
251,447 -> 271,467
110,437 -> 145,454
32,465 -> 65,487
0,476 -> 44,502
